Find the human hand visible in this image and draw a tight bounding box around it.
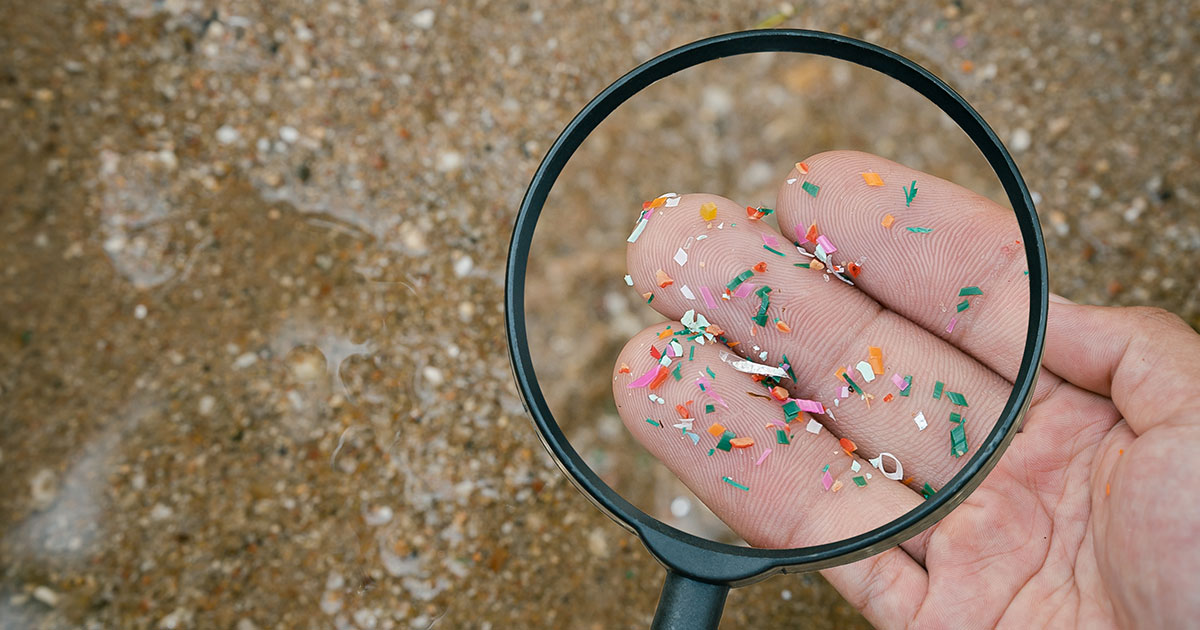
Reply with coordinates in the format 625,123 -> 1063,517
612,151 -> 1200,629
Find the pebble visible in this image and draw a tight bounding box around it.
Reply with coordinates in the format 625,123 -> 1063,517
216,125 -> 240,145
436,150 -> 464,172
422,366 -> 444,386
32,586 -> 59,607
134,304 -> 148,319
279,126 -> 300,143
1010,128 -> 1032,152
669,496 -> 691,518
453,255 -> 473,277
198,395 -> 216,416
411,8 -> 435,29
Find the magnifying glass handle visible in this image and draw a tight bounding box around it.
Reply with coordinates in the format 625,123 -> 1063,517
651,571 -> 730,629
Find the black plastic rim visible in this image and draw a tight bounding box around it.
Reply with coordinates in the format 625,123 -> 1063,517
505,29 -> 1048,586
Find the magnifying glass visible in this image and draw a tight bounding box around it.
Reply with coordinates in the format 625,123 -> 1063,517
506,30 -> 1047,628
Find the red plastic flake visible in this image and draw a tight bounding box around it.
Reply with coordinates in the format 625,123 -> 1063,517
770,386 -> 789,401
839,438 -> 857,454
753,261 -> 768,273
805,224 -> 819,244
650,345 -> 662,360
675,404 -> 690,418
847,262 -> 862,278
648,366 -> 670,390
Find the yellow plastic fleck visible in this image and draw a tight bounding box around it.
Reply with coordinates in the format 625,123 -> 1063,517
700,201 -> 718,222
881,214 -> 895,228
860,172 -> 884,187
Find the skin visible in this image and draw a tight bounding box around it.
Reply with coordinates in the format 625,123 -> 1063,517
612,151 -> 1200,629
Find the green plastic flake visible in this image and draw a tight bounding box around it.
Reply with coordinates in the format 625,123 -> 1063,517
688,346 -> 695,361
706,367 -> 716,379
726,269 -> 755,291
933,381 -> 944,399
904,180 -> 918,206
822,463 -> 830,472
959,286 -> 983,296
671,363 -> 682,381
801,181 -> 820,197
906,227 -> 933,233
752,312 -> 769,327
922,483 -> 937,499
950,424 -> 969,458
776,429 -> 790,445
707,448 -> 715,456
947,391 -> 969,407
949,412 -> 963,424
852,476 -> 867,487
782,400 -> 800,421
842,372 -> 861,394
757,207 -> 775,216
956,299 -> 970,312
900,375 -> 912,397
781,354 -> 797,382
716,431 -> 735,452
646,293 -> 655,303
763,245 -> 787,257
705,404 -> 715,414
645,418 -> 661,427
793,262 -> 811,268
756,285 -> 773,297
722,476 -> 750,491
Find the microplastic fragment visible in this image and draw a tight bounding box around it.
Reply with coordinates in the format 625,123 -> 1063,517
855,361 -> 876,383
946,316 -> 958,333
656,269 -> 674,287
627,219 -> 649,243
700,201 -> 718,221
822,470 -> 834,491
860,172 -> 884,187
699,286 -> 718,309
913,411 -> 928,431
891,373 -> 909,390
686,432 -> 700,445
947,391 -> 969,407
922,483 -> 936,498
868,347 -> 884,375
721,476 -> 750,491
704,404 -> 714,414
900,375 -> 913,397
778,428 -> 792,444
873,452 -> 904,480
933,381 -> 945,399
956,299 -> 970,312
648,366 -> 671,390
726,269 -> 755,291
671,363 -> 682,381
805,224 -> 819,244
627,365 -> 661,388
752,261 -> 769,273
730,437 -> 755,449
707,423 -> 726,438
904,180 -> 918,206
805,419 -> 822,435
852,476 -> 867,487
840,386 -> 849,398
624,274 -> 633,286
664,196 -> 680,207
781,354 -> 796,381
881,214 -> 895,229
782,400 -> 800,422
802,181 -> 820,197
645,418 -> 661,427
796,398 -> 825,414
716,431 -> 735,451
680,285 -> 696,300
816,234 -> 837,254
733,282 -> 756,299
673,249 -> 689,267
959,286 -> 983,296
786,178 -> 797,184
720,351 -> 787,378
755,449 -> 772,466
814,244 -> 828,263
706,367 -> 716,379
906,227 -> 933,233
850,460 -> 861,473
689,346 -> 695,361
795,161 -> 810,174
763,245 -> 787,257
950,424 -> 969,458
839,438 -> 857,454
949,412 -> 962,424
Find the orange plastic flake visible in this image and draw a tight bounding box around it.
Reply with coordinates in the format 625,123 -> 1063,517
657,328 -> 673,340
795,161 -> 810,175
839,438 -> 857,454
707,325 -> 724,337
642,292 -> 653,301
618,363 -> 631,374
846,262 -> 862,278
868,347 -> 884,375
831,480 -> 843,492
752,261 -> 768,273
700,201 -> 718,222
883,393 -> 894,403
881,214 -> 895,229
655,269 -> 674,288
775,320 -> 791,333
1106,483 -> 1111,496
860,172 -> 884,187
730,437 -> 755,449
770,386 -> 789,401
805,224 -> 819,244
746,206 -> 766,220
675,404 -> 690,418
707,423 -> 727,438
810,260 -> 825,271
727,341 -> 740,347
648,366 -> 671,390
648,196 -> 667,209
834,366 -> 847,380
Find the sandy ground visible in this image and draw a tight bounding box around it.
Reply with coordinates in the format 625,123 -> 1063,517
1,1 -> 1196,628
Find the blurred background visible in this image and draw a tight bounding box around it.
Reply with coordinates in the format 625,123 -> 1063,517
1,1 -> 1196,629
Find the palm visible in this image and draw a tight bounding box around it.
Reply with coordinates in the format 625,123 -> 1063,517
611,151 -> 1200,629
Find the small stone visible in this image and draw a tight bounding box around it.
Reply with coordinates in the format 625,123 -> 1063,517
669,496 -> 690,518
216,125 -> 240,144
198,395 -> 216,416
411,8 -> 435,29
781,589 -> 792,601
232,352 -> 259,369
134,304 -> 148,319
587,527 -> 610,558
30,469 -> 58,508
150,503 -> 174,521
1010,128 -> 1031,152
236,620 -> 260,630
422,366 -> 444,386
32,586 -> 59,607
436,150 -> 463,172
279,126 -> 299,143
453,255 -> 473,277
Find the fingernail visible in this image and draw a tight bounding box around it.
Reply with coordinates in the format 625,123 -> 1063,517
1048,293 -> 1076,305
